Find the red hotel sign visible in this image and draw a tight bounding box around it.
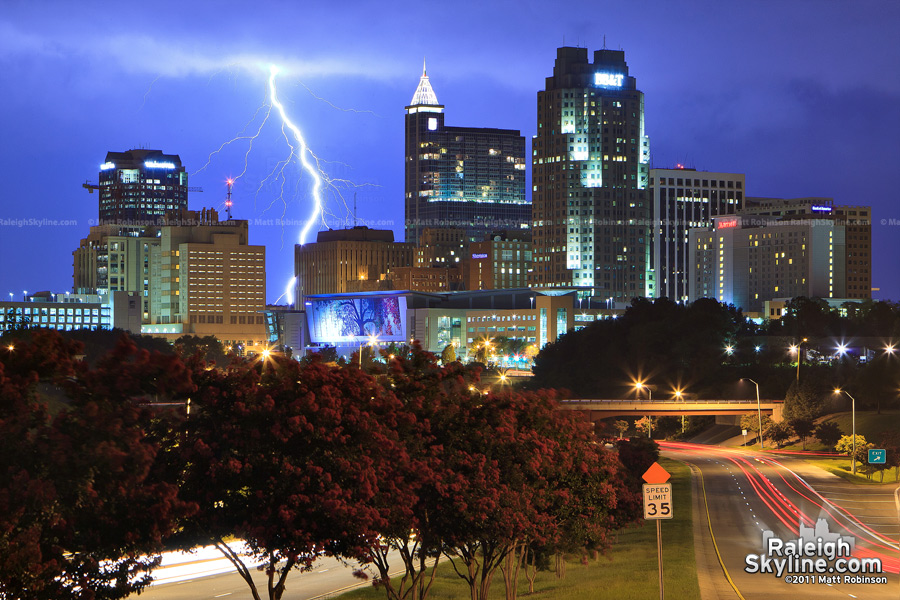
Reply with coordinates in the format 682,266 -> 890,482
717,218 -> 739,229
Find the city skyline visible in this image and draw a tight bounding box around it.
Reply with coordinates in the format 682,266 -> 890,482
2,1 -> 898,303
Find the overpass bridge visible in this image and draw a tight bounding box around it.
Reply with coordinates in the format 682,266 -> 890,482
558,399 -> 783,422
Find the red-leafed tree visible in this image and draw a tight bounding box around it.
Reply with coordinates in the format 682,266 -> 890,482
364,345 -> 635,600
0,331 -> 195,600
168,353 -> 407,600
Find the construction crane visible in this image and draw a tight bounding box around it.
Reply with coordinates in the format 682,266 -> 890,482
82,181 -> 203,193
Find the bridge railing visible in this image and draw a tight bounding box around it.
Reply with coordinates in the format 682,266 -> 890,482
560,399 -> 782,405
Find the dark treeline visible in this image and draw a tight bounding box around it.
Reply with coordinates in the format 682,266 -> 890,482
530,296 -> 900,410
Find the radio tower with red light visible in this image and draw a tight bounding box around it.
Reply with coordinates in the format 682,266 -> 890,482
225,179 -> 234,219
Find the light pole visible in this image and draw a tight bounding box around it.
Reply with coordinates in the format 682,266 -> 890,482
743,378 -> 764,450
790,338 -> 808,381
834,388 -> 857,475
635,381 -> 653,438
674,389 -> 685,432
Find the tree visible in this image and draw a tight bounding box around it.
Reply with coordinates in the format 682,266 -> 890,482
530,297 -> 746,397
174,334 -> 228,366
633,416 -> 657,438
362,345 -> 637,600
765,421 -> 794,448
615,436 -> 660,500
789,418 -> 815,450
440,344 -> 456,365
835,434 -> 870,464
783,379 -> 825,422
740,413 -> 773,440
815,421 -> 843,447
0,331 -> 194,600
878,431 -> 900,482
614,419 -> 629,439
170,354 -> 407,600
654,416 -> 682,439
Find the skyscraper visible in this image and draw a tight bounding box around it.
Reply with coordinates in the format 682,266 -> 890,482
530,47 -> 651,302
404,64 -> 529,246
688,198 -> 871,312
97,149 -> 189,225
649,168 -> 744,301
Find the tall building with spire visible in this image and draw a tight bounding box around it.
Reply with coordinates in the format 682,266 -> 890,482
530,47 -> 651,303
404,62 -> 529,246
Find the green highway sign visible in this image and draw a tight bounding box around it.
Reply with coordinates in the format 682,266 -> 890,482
868,448 -> 886,464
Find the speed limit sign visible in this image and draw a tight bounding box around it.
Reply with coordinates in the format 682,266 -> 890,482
642,483 -> 673,520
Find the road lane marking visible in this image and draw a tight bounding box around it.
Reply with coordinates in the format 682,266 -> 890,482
695,463 -> 747,600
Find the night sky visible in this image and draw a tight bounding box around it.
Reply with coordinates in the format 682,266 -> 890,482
2,0 -> 898,304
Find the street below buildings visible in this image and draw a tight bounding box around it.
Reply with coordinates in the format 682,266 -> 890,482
663,441 -> 900,600
139,549 -> 399,600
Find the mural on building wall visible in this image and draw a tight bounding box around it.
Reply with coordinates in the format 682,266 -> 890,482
309,296 -> 407,343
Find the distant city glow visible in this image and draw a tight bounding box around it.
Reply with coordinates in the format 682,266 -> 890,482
144,160 -> 177,169
594,72 -> 624,87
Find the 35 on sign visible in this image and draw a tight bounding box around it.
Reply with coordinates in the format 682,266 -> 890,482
642,483 -> 673,520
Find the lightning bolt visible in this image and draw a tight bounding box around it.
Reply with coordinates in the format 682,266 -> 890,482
267,65 -> 324,246
188,64 -> 380,305
273,276 -> 298,308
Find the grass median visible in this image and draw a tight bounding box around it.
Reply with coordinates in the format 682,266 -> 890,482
341,458 -> 698,600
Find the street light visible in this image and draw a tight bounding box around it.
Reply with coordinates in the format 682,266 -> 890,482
635,381 -> 652,438
674,388 -> 685,432
360,334 -> 379,368
790,338 -> 808,381
742,378 -> 764,450
833,388 -> 857,475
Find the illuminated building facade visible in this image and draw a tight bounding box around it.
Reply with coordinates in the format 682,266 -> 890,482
415,227 -> 467,267
73,225 -> 158,320
387,265 -> 463,292
97,149 -> 189,225
649,169 -> 744,301
294,226 -> 413,306
144,208 -> 267,352
688,198 -> 871,313
465,231 -> 532,290
302,289 -> 619,360
530,47 -> 651,302
404,65 -> 529,246
0,291 -> 141,334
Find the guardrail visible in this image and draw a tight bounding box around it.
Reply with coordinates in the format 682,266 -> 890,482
560,399 -> 782,404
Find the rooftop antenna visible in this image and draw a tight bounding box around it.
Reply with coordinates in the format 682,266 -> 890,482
603,35 -> 607,49
225,178 -> 234,219
353,192 -> 358,226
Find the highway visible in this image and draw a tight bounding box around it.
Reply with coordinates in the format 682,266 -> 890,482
663,441 -> 900,600
139,444 -> 899,600
138,548 -> 398,600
